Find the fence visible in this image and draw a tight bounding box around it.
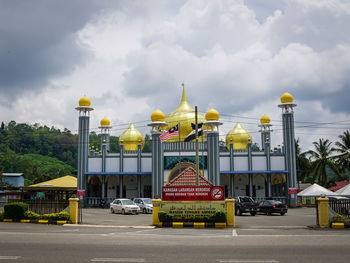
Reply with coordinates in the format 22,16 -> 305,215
328,199 -> 350,220
7,199 -> 69,215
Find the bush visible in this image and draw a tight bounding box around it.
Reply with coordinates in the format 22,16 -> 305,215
158,211 -> 226,223
41,212 -> 70,221
209,211 -> 226,223
24,210 -> 40,220
158,211 -> 173,222
0,211 -> 4,220
4,202 -> 28,219
332,213 -> 344,223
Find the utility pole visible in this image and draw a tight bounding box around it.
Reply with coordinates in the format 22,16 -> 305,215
195,106 -> 199,186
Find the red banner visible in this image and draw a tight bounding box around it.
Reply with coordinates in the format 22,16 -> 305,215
288,188 -> 298,195
77,190 -> 86,197
162,186 -> 225,201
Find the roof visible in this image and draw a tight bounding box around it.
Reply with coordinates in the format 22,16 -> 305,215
335,184 -> 350,195
23,175 -> 77,190
328,181 -> 350,192
167,167 -> 213,186
297,183 -> 337,197
2,173 -> 24,177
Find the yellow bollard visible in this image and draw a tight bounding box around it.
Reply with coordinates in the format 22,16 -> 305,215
317,197 -> 329,228
225,198 -> 235,227
152,199 -> 162,226
69,198 -> 80,224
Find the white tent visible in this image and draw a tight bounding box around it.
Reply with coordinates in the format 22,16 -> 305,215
335,183 -> 350,196
297,183 -> 337,197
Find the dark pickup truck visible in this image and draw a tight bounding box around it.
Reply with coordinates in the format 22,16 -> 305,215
235,196 -> 259,216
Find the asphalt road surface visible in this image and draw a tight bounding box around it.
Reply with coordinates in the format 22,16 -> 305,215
1,219 -> 349,263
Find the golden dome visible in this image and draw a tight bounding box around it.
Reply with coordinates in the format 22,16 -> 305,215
164,87 -> 205,142
100,117 -> 110,126
79,95 -> 91,107
280,92 -> 293,104
205,108 -> 220,121
119,123 -> 144,151
151,109 -> 165,122
226,122 -> 252,150
260,114 -> 270,124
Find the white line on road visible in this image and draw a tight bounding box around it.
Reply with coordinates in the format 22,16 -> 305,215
90,258 -> 145,262
232,230 -> 238,236
0,256 -> 21,260
217,260 -> 279,263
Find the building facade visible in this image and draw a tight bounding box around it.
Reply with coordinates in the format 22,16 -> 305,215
76,89 -> 298,206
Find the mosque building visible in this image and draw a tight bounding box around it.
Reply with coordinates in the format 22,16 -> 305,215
76,88 -> 298,206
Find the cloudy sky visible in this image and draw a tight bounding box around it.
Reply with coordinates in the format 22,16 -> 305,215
1,0 -> 349,151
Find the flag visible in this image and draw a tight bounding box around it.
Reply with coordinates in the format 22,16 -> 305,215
184,123 -> 203,142
160,124 -> 179,142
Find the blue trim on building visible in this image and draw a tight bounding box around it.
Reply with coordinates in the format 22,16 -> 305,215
220,170 -> 288,174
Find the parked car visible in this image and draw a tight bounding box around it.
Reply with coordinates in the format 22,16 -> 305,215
258,200 -> 288,216
133,198 -> 153,214
235,196 -> 259,216
110,199 -> 140,215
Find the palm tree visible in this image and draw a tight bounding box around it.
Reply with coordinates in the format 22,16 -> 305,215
306,138 -> 339,187
334,130 -> 350,178
295,138 -> 310,187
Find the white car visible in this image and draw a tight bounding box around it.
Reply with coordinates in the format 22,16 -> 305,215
110,199 -> 140,215
133,198 -> 153,214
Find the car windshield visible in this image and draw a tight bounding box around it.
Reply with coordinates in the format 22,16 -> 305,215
143,199 -> 152,204
121,200 -> 134,205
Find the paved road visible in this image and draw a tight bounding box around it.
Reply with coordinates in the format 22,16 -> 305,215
82,207 -> 317,227
0,222 -> 349,263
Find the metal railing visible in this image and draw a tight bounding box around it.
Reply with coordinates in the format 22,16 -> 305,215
86,197 -> 115,207
328,199 -> 350,219
6,199 -> 69,215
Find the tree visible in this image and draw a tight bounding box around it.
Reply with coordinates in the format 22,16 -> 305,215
295,138 -> 310,186
334,130 -> 350,178
306,138 -> 340,187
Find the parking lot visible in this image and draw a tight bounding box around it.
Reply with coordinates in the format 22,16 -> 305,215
81,207 -> 317,228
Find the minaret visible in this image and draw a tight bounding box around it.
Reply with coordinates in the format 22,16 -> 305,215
75,96 -> 94,192
259,114 -> 272,197
278,92 -> 297,207
99,117 -> 111,199
204,108 -> 222,186
148,109 -> 167,198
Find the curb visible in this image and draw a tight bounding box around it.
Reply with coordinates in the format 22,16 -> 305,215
0,219 -> 69,225
155,222 -> 228,228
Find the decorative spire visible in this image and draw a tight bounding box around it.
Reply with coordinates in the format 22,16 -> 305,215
181,83 -> 187,103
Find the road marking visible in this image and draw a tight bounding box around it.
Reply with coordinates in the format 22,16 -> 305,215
0,256 -> 21,260
232,230 -> 238,236
90,258 -> 145,262
217,260 -> 279,263
64,224 -> 155,229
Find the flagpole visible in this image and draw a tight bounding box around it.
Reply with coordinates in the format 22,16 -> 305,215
178,122 -> 181,163
195,106 -> 199,186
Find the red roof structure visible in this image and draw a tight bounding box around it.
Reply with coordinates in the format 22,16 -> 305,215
328,181 -> 350,192
167,166 -> 213,186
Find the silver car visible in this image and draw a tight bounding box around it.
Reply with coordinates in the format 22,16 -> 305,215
110,199 -> 140,215
133,198 -> 153,214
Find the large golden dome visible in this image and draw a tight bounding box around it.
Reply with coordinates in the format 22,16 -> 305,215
79,95 -> 91,107
280,92 -> 293,104
226,122 -> 252,150
164,87 -> 205,142
119,123 -> 144,151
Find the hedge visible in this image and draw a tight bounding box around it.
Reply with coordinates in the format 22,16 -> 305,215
158,211 -> 226,223
0,211 -> 4,220
4,202 -> 28,219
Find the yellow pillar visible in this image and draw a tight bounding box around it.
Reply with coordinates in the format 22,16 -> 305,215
317,197 -> 329,228
69,198 -> 80,224
152,199 -> 162,226
225,198 -> 235,227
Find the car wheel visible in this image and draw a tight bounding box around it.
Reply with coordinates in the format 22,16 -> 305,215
122,209 -> 125,215
280,212 -> 285,216
143,208 -> 147,214
250,212 -> 256,216
111,208 -> 114,214
236,208 -> 242,216
267,211 -> 271,216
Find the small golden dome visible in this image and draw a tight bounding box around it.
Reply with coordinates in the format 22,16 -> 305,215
100,117 -> 110,126
280,92 -> 293,104
205,108 -> 220,121
151,109 -> 165,122
164,87 -> 205,142
260,114 -> 270,124
79,95 -> 91,107
119,123 -> 144,151
226,122 -> 252,150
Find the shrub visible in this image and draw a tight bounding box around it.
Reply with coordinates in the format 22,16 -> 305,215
209,211 -> 226,223
158,211 -> 173,222
0,211 -> 4,220
24,210 -> 40,220
4,202 -> 28,219
41,212 -> 70,221
332,214 -> 344,223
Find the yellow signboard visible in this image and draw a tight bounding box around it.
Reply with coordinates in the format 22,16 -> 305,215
160,201 -> 225,218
